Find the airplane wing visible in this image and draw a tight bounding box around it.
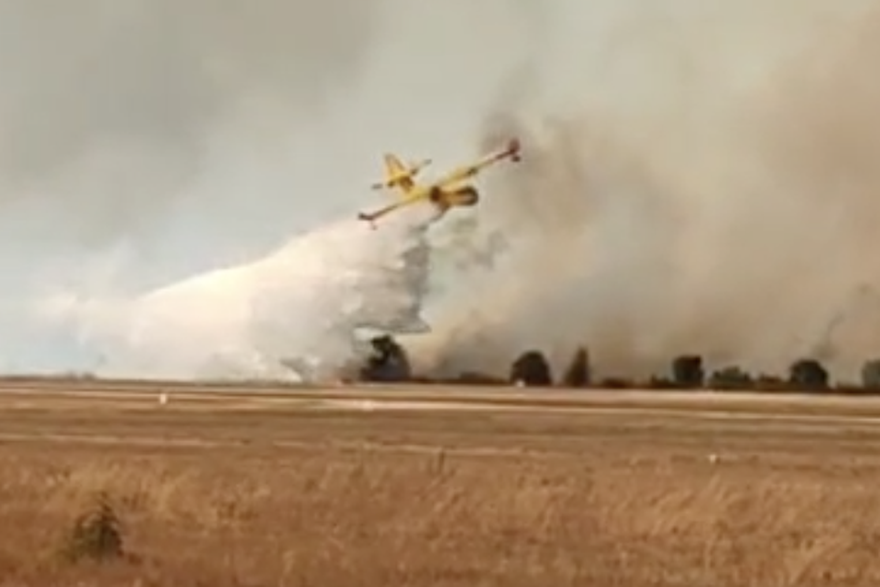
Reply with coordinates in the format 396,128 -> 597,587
357,190 -> 429,226
432,138 -> 521,187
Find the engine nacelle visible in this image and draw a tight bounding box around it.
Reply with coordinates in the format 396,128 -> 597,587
447,185 -> 480,207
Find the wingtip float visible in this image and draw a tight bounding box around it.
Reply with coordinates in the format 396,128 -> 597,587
357,137 -> 522,228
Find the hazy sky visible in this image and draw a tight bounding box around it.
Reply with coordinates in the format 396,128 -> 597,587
3,0 -> 880,378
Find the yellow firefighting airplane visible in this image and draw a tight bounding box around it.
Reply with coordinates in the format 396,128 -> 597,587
357,138 -> 522,228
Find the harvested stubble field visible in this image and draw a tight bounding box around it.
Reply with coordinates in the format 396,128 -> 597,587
0,384 -> 879,586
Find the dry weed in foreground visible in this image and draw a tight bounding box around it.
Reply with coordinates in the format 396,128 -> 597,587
60,492 -> 126,564
0,444 -> 877,586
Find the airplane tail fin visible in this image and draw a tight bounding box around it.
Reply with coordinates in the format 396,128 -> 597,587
380,153 -> 415,191
371,154 -> 432,192
385,153 -> 408,176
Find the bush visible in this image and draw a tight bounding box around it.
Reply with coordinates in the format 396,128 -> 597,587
753,374 -> 791,392
453,371 -> 507,386
599,377 -> 636,389
708,366 -> 754,390
509,350 -> 553,386
788,358 -> 829,391
835,382 -> 868,394
561,346 -> 591,388
647,376 -> 677,389
61,492 -> 125,563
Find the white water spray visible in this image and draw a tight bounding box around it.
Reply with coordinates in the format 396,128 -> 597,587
40,204 -> 439,381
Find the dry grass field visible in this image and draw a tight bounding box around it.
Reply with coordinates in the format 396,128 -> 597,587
0,384 -> 879,586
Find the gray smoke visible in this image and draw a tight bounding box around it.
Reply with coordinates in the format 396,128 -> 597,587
0,0 -> 377,248
412,1 -> 880,382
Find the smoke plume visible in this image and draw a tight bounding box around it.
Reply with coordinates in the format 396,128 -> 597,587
412,1 -> 880,382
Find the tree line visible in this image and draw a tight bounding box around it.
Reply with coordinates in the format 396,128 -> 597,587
358,335 -> 880,393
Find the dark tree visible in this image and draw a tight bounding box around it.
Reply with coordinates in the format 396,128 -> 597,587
861,359 -> 880,390
509,350 -> 553,386
671,354 -> 704,388
561,346 -> 591,388
787,358 -> 829,391
359,335 -> 411,382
